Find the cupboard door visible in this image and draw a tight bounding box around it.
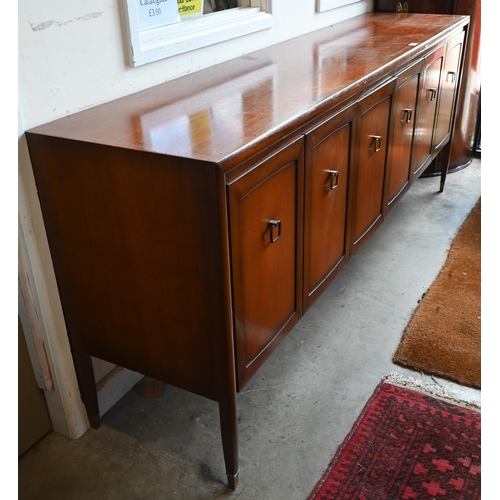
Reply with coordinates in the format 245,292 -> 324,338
228,138 -> 304,389
303,104 -> 355,311
433,32 -> 465,151
350,80 -> 395,257
412,45 -> 446,177
385,61 -> 421,213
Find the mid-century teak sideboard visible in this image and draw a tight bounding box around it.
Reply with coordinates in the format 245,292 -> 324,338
26,13 -> 469,489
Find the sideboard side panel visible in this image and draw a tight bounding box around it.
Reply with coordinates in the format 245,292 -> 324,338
26,134 -> 230,402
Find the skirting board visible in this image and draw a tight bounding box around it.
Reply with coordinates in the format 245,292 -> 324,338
96,366 -> 144,417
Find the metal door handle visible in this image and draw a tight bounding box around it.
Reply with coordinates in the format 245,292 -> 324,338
447,71 -> 457,83
402,108 -> 412,123
369,135 -> 382,153
327,170 -> 339,190
428,88 -> 437,101
268,220 -> 281,243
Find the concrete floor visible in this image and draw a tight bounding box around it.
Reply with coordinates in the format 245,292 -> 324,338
19,159 -> 482,500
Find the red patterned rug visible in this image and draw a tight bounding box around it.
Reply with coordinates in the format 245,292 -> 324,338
308,380 -> 481,499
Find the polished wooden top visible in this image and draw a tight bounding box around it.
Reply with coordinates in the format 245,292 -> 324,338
28,13 -> 468,167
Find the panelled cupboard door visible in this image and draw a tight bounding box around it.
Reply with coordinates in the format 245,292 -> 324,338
303,104 -> 355,311
412,45 -> 446,178
385,61 -> 422,214
433,31 -> 465,151
350,79 -> 395,258
228,138 -> 304,390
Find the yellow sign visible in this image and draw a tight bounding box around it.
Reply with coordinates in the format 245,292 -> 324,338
178,0 -> 203,19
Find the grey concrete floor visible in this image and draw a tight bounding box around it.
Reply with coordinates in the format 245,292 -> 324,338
19,160 -> 482,500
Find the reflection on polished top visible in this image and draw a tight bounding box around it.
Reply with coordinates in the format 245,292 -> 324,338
29,13 -> 468,168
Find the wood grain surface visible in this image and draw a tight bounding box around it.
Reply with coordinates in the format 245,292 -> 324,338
28,14 -> 468,168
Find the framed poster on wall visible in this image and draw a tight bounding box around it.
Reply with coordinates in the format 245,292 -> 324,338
121,0 -> 275,67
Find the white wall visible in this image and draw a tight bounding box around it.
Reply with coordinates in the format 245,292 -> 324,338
19,0 -> 371,128
18,0 -> 372,439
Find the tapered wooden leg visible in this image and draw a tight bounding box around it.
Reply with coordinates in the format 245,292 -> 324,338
73,349 -> 101,429
439,161 -> 448,193
219,395 -> 239,490
438,138 -> 452,192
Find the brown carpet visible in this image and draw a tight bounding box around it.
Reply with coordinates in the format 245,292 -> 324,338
393,198 -> 481,388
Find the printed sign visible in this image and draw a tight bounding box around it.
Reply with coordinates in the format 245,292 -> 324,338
136,0 -> 181,30
178,0 -> 204,20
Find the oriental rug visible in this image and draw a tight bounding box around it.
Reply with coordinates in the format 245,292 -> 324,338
393,199 -> 481,388
307,379 -> 481,500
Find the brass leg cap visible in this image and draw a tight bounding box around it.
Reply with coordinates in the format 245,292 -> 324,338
227,470 -> 240,490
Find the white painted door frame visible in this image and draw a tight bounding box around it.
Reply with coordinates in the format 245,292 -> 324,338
18,109 -> 88,438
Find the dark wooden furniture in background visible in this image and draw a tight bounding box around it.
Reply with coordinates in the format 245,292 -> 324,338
25,13 -> 468,489
374,0 -> 481,175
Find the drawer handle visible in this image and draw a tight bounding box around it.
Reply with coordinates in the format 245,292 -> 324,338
396,2 -> 408,13
369,135 -> 382,153
268,220 -> 281,243
402,108 -> 412,124
327,170 -> 339,190
428,88 -> 437,101
447,71 -> 457,83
